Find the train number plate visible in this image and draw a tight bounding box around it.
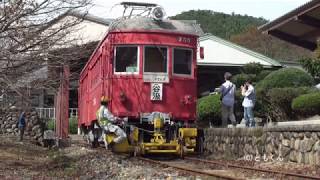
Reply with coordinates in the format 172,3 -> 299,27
143,74 -> 169,83
151,83 -> 163,101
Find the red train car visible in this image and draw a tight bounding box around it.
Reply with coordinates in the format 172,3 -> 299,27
78,2 -> 203,155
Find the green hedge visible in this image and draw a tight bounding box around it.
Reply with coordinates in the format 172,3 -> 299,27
292,92 -> 320,115
299,57 -> 320,78
46,117 -> 78,134
47,119 -> 55,130
231,73 -> 255,87
256,68 -> 314,89
266,87 -> 313,120
242,62 -> 263,75
69,117 -> 78,134
255,70 -> 272,82
197,93 -> 245,126
267,87 -> 313,107
197,94 -> 221,125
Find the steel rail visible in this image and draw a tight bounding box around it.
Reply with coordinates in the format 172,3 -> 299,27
185,157 -> 320,180
137,157 -> 245,180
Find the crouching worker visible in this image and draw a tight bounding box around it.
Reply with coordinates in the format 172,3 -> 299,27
97,96 -> 127,149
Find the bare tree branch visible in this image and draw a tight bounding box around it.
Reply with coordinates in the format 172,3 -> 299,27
0,0 -> 92,108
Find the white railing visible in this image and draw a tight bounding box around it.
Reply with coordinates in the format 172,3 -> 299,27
36,108 -> 55,119
69,108 -> 78,118
35,107 -> 78,119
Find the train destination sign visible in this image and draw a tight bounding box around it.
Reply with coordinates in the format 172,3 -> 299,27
143,74 -> 169,83
151,83 -> 163,101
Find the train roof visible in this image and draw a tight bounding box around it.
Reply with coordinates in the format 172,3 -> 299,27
109,17 -> 204,36
80,17 -> 203,77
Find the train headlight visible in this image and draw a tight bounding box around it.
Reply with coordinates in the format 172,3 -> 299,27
152,6 -> 165,21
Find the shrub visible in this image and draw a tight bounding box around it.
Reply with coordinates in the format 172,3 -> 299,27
255,67 -> 314,121
299,57 -> 320,78
234,89 -> 244,121
69,117 -> 78,134
242,62 -> 263,75
292,92 -> 320,115
197,94 -> 221,125
46,117 -> 78,134
197,91 -> 245,125
47,119 -> 55,130
266,87 -> 313,120
231,73 -> 256,87
254,87 -> 268,117
256,68 -> 314,90
255,70 -> 272,82
268,87 -> 313,106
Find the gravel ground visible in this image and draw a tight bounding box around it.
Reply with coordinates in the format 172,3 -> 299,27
0,135 -> 319,180
0,135 -> 203,179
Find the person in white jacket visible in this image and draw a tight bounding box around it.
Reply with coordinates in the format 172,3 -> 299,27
97,96 -> 127,149
241,79 -> 256,127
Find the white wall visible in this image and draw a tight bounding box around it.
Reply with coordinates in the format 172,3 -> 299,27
197,39 -> 275,67
65,18 -> 109,45
49,15 -> 109,48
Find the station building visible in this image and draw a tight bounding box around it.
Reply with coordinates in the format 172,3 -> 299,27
197,33 -> 281,95
259,0 -> 320,51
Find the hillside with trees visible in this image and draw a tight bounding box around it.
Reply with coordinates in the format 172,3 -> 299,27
171,10 -> 267,40
171,10 -> 312,61
230,27 -> 312,62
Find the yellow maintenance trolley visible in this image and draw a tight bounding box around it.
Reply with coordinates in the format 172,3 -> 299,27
104,113 -> 204,158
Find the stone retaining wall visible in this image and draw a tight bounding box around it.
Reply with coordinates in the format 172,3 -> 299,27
204,126 -> 320,165
0,108 -> 44,145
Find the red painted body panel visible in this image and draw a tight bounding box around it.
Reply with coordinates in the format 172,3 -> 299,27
79,31 -> 198,127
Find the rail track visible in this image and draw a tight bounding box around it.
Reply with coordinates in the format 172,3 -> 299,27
77,138 -> 320,179
185,157 -> 320,180
137,156 -> 320,180
137,157 -> 243,180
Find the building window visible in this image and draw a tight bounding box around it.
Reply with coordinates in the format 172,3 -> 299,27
144,46 -> 167,73
44,95 -> 54,107
115,46 -> 138,73
173,48 -> 192,76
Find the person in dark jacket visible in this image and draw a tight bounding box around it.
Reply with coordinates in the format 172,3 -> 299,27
219,72 -> 236,127
18,112 -> 27,141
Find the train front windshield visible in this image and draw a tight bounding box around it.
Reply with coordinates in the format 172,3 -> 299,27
115,46 -> 139,74
144,46 -> 168,73
173,48 -> 192,76
114,45 -> 194,77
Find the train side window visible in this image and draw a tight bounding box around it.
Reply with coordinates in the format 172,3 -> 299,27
144,46 -> 167,73
173,48 -> 192,76
114,46 -> 138,74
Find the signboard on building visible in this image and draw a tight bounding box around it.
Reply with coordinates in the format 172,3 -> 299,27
151,83 -> 163,101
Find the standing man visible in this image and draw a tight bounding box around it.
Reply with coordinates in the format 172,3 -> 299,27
18,112 -> 27,141
241,79 -> 256,127
97,96 -> 127,149
219,72 -> 236,127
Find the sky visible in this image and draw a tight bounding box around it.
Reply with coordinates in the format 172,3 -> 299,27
90,0 -> 310,21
